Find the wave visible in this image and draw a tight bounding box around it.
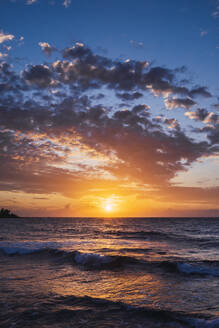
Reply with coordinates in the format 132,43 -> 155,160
58,295 -> 219,327
105,229 -> 176,240
0,246 -> 138,269
102,230 -> 219,248
0,246 -> 42,255
158,261 -> 219,276
1,246 -> 219,276
176,262 -> 219,276
21,294 -> 219,328
2,290 -> 218,328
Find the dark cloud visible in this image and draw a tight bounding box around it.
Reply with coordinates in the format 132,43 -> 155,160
132,104 -> 150,114
90,93 -> 105,100
0,43 -> 217,197
205,124 -> 219,144
189,86 -> 212,98
213,102 -> 219,110
0,61 -> 27,95
0,93 -> 212,191
23,64 -> 53,88
164,118 -> 180,130
0,92 -> 211,191
7,42 -> 209,105
185,108 -> 210,121
185,108 -> 219,126
58,43 -> 210,98
116,92 -> 143,101
165,97 -> 196,109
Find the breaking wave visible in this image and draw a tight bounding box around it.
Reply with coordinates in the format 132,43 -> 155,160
1,246 -> 219,276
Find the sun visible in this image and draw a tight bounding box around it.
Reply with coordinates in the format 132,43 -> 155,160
102,198 -> 115,213
101,196 -> 120,214
105,203 -> 112,212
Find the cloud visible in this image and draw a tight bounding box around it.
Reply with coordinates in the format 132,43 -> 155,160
0,52 -> 8,58
3,45 -> 12,51
63,0 -> 71,7
23,64 -> 53,87
156,186 -> 219,207
165,97 -> 196,109
0,93 -> 211,191
214,102 -> 219,109
26,0 -> 37,4
189,86 -> 212,98
203,112 -> 219,124
0,30 -> 14,44
0,42 -> 217,199
206,124 -> 219,144
212,5 -> 219,18
38,42 -> 57,56
116,92 -> 143,101
59,43 -> 212,101
200,30 -> 208,37
185,108 -> 209,121
164,118 -> 180,129
130,40 -> 144,49
185,108 -> 219,125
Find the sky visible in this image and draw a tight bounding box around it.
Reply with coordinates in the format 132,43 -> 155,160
0,0 -> 219,217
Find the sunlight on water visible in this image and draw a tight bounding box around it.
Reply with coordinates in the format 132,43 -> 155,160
1,218 -> 219,327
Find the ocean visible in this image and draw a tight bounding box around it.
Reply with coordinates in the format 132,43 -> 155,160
0,217 -> 219,328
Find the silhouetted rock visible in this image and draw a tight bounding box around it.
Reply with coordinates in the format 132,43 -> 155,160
0,208 -> 19,218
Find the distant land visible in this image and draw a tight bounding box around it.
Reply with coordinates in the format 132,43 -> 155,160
0,208 -> 19,218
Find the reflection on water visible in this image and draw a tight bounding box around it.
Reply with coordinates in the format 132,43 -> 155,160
1,217 -> 219,327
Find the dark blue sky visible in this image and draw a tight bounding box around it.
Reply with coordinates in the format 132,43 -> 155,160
1,0 -> 219,87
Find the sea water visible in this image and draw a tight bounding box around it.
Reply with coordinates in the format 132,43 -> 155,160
0,217 -> 219,327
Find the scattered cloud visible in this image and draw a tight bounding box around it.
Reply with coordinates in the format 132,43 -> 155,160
3,45 -> 12,51
116,92 -> 143,101
212,8 -> 219,17
130,40 -> 144,49
200,30 -> 208,37
0,52 -> 8,58
189,86 -> 212,98
185,108 -> 210,122
214,102 -> 219,109
0,30 -> 14,44
26,0 -> 37,4
165,97 -> 196,110
164,118 -> 180,129
63,0 -> 71,8
38,42 -> 57,56
23,64 -> 53,87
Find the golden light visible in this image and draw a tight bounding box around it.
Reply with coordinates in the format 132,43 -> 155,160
99,195 -> 123,215
102,197 -> 115,213
105,203 -> 113,212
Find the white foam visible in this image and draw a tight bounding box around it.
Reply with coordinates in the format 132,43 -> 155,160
74,251 -> 112,267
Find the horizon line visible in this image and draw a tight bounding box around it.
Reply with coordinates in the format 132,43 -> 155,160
5,216 -> 219,219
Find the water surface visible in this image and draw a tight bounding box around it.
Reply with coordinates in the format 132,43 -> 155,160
1,217 -> 219,327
